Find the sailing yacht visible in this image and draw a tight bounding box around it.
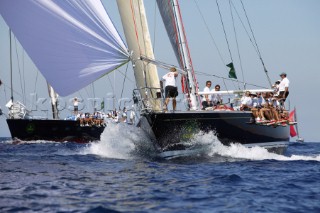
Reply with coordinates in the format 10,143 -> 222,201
116,0 -> 290,158
0,0 -> 292,157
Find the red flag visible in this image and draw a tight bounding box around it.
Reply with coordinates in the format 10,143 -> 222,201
289,110 -> 297,137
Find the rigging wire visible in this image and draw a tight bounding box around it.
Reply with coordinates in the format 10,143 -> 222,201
90,83 -> 96,110
230,1 -> 259,55
22,50 -> 26,104
194,69 -> 269,89
33,70 -> 39,95
240,0 -> 272,87
229,0 -> 245,87
9,30 -> 13,102
216,0 -> 240,90
3,81 -> 8,103
120,64 -> 129,100
117,69 -> 134,83
216,0 -> 234,65
152,1 -> 157,54
107,74 -> 115,94
14,37 -> 25,103
119,63 -> 130,109
192,0 -> 227,69
107,73 -> 116,109
1,81 -> 32,105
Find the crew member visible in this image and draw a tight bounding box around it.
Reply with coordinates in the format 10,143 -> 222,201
162,67 -> 179,111
202,81 -> 212,109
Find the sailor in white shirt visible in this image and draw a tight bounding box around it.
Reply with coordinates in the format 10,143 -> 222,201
240,91 -> 253,111
162,67 -> 179,111
278,72 -> 290,101
202,81 -> 213,109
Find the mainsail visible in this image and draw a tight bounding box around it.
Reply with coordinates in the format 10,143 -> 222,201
0,0 -> 129,96
156,0 -> 199,110
117,0 -> 161,110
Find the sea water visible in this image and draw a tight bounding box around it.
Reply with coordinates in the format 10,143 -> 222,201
0,123 -> 319,212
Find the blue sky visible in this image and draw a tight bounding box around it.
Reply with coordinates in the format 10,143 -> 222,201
0,0 -> 320,141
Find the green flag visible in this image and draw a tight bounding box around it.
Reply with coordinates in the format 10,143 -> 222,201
100,100 -> 105,110
226,62 -> 237,79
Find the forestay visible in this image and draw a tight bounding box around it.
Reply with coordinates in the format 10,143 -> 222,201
0,0 -> 129,96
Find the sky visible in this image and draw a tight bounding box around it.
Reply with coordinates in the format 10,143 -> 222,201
0,0 -> 320,141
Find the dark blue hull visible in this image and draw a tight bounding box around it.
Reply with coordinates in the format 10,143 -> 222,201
142,111 -> 290,152
6,119 -> 105,142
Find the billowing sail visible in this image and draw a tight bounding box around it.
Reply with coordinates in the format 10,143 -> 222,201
0,0 -> 129,96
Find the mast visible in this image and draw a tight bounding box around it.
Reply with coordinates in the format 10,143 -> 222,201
9,29 -> 13,104
47,83 -> 59,119
171,0 -> 199,110
116,0 -> 161,111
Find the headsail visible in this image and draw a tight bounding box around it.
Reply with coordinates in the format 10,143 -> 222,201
0,0 -> 129,96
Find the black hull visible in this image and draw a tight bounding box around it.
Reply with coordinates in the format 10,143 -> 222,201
141,111 -> 290,154
6,119 -> 105,143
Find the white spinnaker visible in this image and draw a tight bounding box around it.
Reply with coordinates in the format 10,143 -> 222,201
0,0 -> 129,96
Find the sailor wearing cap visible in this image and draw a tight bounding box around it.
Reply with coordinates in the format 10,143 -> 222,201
278,72 -> 290,102
73,97 -> 79,115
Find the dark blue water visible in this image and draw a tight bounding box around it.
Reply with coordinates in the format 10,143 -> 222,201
1,125 -> 320,212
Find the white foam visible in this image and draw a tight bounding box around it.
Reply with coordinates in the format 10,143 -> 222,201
180,131 -> 320,162
203,135 -> 320,162
82,127 -> 320,161
81,123 -> 153,159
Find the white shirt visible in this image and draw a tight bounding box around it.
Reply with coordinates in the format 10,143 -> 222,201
279,77 -> 289,92
241,96 -> 253,107
202,86 -> 211,102
162,72 -> 177,87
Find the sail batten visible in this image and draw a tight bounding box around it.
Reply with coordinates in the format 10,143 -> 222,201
0,0 -> 129,96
